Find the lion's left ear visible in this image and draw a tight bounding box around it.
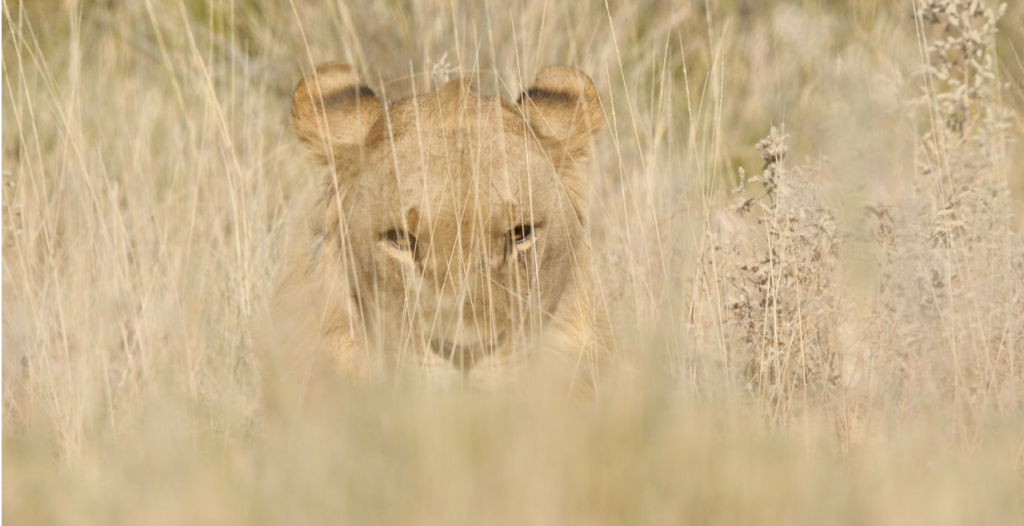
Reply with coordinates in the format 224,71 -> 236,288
291,62 -> 382,166
518,66 -> 603,155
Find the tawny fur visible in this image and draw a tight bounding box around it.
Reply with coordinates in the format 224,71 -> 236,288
265,62 -> 605,398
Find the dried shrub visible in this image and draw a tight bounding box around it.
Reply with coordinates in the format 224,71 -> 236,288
708,126 -> 843,420
865,0 -> 1023,414
702,0 -> 1023,428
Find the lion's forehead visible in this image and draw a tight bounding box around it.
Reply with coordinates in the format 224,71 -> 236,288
361,122 -> 558,221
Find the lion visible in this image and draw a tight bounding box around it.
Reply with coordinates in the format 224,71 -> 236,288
265,62 -> 605,399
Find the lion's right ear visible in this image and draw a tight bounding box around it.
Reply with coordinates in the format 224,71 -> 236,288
291,62 -> 382,165
518,66 -> 603,157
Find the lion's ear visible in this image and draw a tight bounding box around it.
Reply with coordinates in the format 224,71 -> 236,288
291,62 -> 382,164
518,66 -> 603,155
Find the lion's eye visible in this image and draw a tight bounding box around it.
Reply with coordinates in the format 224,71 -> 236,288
511,224 -> 533,245
384,229 -> 417,252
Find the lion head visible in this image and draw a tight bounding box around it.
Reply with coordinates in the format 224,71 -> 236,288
275,62 -> 603,388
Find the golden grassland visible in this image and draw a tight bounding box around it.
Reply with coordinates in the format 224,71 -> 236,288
3,0 -> 1024,524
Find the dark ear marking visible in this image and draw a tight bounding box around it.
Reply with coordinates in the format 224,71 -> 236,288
518,87 -> 578,106
321,85 -> 377,111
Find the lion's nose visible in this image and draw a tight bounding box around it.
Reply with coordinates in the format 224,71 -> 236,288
429,340 -> 481,370
429,339 -> 499,371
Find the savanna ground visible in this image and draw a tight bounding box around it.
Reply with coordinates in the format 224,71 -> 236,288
3,0 -> 1024,524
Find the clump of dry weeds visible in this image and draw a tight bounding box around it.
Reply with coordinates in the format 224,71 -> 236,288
868,0 -> 1022,418
702,0 -> 1022,434
707,126 -> 843,421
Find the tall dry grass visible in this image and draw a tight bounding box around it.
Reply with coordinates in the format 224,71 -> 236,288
3,0 -> 1024,524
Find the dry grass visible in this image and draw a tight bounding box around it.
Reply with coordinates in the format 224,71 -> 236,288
3,0 -> 1024,524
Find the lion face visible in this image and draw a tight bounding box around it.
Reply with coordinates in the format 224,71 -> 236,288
289,63 -> 601,379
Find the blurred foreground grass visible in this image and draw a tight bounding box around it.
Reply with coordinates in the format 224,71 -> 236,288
6,385 -> 1024,526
